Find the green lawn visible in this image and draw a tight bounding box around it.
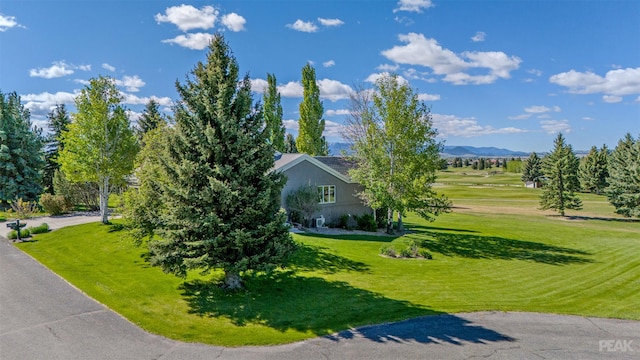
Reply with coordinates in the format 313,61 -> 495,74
15,179 -> 640,346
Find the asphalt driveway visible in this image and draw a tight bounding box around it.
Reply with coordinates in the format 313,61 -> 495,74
1,214 -> 638,359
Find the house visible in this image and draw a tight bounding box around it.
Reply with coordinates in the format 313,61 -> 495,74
273,153 -> 371,226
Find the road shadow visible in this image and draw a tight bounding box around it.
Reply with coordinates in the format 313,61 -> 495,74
411,229 -> 592,265
180,272 -> 437,336
327,313 -> 514,345
289,243 -> 370,274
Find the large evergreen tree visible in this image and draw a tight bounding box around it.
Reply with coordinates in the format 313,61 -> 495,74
605,133 -> 640,218
0,91 -> 45,206
295,64 -> 327,156
346,74 -> 450,233
539,133 -> 582,216
521,152 -> 543,186
43,104 -> 71,194
578,145 -> 609,194
146,34 -> 296,289
263,73 -> 286,152
58,76 -> 139,224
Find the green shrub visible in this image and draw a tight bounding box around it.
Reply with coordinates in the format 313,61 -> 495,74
380,245 -> 397,257
28,223 -> 50,234
419,249 -> 433,259
10,198 -> 38,219
399,248 -> 413,258
0,216 -> 6,222
7,228 -> 31,240
338,214 -> 350,229
40,194 -> 74,215
355,213 -> 377,232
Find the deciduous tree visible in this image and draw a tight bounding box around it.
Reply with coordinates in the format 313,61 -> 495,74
0,91 -> 45,207
605,133 -> 640,218
539,133 -> 582,216
263,73 -> 286,152
145,34 -> 296,289
58,76 -> 138,223
345,75 -> 450,233
296,64 -> 327,156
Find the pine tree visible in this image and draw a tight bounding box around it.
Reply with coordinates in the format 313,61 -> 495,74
0,91 -> 45,206
263,73 -> 286,152
147,34 -> 296,289
137,99 -> 167,140
605,133 -> 640,218
43,104 -> 71,194
539,134 -> 582,216
521,152 -> 543,185
284,133 -> 297,153
296,64 -> 327,155
578,145 -> 609,194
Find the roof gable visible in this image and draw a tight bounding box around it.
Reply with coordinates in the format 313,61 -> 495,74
273,154 -> 356,184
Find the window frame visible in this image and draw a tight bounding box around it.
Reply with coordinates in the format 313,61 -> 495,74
317,185 -> 336,204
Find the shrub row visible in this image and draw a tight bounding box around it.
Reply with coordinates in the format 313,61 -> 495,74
6,223 -> 50,240
380,241 -> 432,260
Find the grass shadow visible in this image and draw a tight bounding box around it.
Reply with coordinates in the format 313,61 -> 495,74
414,230 -> 593,265
565,215 -> 640,223
180,272 -> 437,337
295,232 -> 398,243
289,243 -> 370,274
327,314 -> 514,345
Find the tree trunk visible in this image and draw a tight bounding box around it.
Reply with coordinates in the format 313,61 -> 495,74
99,176 -> 110,224
224,271 -> 243,290
397,211 -> 403,233
386,207 -> 394,234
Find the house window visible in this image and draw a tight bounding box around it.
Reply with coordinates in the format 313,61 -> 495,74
318,185 -> 336,204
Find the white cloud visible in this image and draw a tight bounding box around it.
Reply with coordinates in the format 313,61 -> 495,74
102,63 -> 116,72
326,109 -> 350,117
525,105 -> 550,113
318,79 -> 353,101
549,68 -> 640,97
221,13 -> 246,32
287,19 -> 318,33
116,75 -> 145,92
636,96 -> 640,102
382,33 -> 521,85
540,120 -> 571,134
155,5 -> 217,31
29,61 -> 75,79
418,93 -> 440,101
365,72 -> 409,85
276,79 -> 353,101
471,31 -> 486,42
120,93 -> 172,106
552,106 -> 561,112
161,33 -> 215,50
278,81 -> 304,98
250,78 -> 269,93
394,0 -> 434,13
283,119 -> 298,131
508,114 -> 532,120
318,18 -> 344,27
377,63 -> 399,72
603,95 -> 623,103
21,91 -> 78,115
323,60 -> 335,68
582,117 -> 595,121
527,69 -> 542,77
433,113 -> 528,137
0,14 -> 24,32
403,68 -> 436,82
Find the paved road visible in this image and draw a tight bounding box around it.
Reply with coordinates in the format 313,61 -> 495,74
1,214 -> 638,359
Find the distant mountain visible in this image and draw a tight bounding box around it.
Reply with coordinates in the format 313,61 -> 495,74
441,146 -> 529,157
328,143 -> 530,158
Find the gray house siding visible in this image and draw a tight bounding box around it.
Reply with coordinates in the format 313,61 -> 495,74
278,158 -> 370,225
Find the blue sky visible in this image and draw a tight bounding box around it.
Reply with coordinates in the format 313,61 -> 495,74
1,0 -> 638,152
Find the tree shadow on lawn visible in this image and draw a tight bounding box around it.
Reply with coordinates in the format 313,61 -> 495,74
412,228 -> 593,265
180,272 -> 513,345
294,232 -> 398,243
289,243 -> 370,274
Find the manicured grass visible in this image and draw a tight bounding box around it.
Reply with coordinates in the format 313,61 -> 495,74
15,175 -> 640,346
